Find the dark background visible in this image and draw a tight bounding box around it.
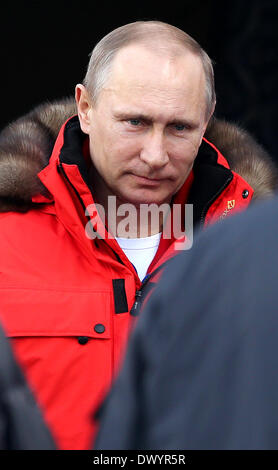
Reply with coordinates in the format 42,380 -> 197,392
1,0 -> 277,160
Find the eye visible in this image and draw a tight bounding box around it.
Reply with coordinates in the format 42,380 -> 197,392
128,119 -> 141,126
173,123 -> 186,131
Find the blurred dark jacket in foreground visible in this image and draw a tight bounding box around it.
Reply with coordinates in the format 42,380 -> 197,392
0,324 -> 55,449
94,195 -> 278,450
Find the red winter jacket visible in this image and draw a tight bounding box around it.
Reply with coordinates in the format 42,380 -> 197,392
0,116 -> 253,449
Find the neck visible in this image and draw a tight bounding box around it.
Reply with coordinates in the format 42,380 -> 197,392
103,195 -> 167,238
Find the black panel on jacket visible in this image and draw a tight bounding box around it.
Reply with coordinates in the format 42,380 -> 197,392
188,140 -> 233,228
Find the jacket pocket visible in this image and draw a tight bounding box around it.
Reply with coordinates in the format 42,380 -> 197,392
0,287 -> 111,338
0,287 -> 113,450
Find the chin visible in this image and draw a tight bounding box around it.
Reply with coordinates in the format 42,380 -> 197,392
120,192 -> 170,207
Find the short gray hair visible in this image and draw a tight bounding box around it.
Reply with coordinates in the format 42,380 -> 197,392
83,21 -> 216,120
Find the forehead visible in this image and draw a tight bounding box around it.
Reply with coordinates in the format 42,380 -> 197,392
100,44 -> 207,120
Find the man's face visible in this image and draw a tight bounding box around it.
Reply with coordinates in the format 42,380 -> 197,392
78,45 -> 209,207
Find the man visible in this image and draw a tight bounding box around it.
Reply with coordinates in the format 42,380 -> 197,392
94,195 -> 278,450
0,21 -> 276,450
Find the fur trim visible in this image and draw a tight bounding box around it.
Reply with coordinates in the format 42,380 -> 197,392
205,117 -> 278,201
0,98 -> 77,212
30,97 -> 77,139
0,98 -> 277,212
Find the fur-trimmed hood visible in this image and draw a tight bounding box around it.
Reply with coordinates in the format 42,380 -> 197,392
0,97 -> 277,212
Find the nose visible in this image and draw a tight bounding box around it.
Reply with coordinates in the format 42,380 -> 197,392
140,130 -> 169,170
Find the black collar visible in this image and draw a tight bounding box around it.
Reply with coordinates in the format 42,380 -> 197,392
188,140 -> 233,227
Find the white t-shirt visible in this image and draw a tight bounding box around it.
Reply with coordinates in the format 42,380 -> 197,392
116,232 -> 162,281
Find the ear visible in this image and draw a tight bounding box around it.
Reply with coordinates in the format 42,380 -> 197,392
199,101 -> 216,145
75,84 -> 92,135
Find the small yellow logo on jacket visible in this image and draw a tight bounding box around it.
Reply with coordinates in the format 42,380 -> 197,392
220,200 -> 236,220
227,200 -> 235,210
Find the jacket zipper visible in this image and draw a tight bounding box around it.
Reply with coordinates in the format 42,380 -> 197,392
130,260 -> 172,316
130,280 -> 149,317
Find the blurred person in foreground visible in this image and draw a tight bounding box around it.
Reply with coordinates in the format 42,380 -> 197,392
95,195 -> 278,449
0,21 -> 277,449
0,323 -> 55,449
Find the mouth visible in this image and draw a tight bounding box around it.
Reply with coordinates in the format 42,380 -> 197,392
131,174 -> 166,185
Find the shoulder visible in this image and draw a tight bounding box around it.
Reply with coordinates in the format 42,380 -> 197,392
0,207 -> 58,249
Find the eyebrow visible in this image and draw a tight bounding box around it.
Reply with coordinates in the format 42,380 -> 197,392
113,111 -> 198,129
